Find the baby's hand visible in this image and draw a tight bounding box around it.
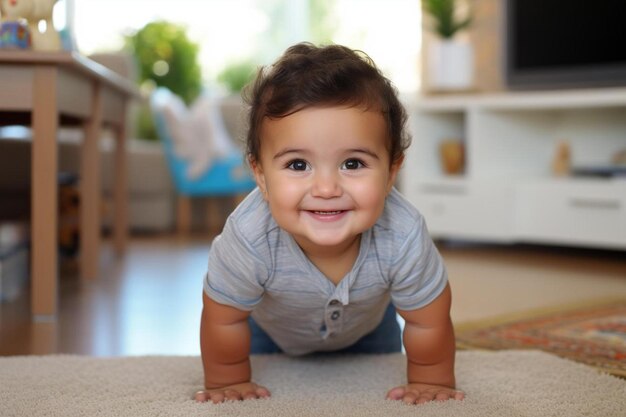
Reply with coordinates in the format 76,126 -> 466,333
195,382 -> 271,403
386,383 -> 464,405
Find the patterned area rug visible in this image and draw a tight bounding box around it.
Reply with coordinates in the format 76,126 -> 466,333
456,299 -> 626,377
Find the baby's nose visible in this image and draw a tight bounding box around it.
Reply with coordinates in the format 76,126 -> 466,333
311,170 -> 342,198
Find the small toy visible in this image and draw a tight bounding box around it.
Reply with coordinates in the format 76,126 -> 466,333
0,0 -> 61,51
0,0 -> 32,49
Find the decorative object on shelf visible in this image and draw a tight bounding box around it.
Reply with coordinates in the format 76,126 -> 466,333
0,0 -> 32,49
551,140 -> 571,177
439,139 -> 465,175
422,0 -> 474,91
27,0 -> 60,51
0,0 -> 61,51
612,148 -> 626,166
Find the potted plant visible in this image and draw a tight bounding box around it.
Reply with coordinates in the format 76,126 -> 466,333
422,0 -> 474,90
124,20 -> 203,140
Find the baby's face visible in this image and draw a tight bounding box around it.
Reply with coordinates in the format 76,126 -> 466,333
251,106 -> 401,256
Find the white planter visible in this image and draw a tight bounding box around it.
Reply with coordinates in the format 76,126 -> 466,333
428,39 -> 474,90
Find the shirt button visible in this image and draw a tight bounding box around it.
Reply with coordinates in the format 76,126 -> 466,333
331,311 -> 341,320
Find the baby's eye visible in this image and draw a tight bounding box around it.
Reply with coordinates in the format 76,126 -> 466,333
341,159 -> 365,170
287,159 -> 309,171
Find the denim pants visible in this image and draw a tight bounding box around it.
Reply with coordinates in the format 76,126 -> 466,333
248,303 -> 402,354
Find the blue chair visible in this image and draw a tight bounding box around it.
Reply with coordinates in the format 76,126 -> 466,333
150,88 -> 256,233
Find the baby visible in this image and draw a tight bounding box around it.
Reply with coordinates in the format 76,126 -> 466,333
195,42 -> 464,405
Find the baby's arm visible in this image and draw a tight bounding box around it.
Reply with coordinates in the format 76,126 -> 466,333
195,292 -> 270,403
387,283 -> 464,404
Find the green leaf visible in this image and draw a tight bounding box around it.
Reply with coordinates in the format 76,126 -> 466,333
422,0 -> 472,39
124,20 -> 202,105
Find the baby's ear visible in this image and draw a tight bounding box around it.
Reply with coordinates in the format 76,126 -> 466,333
387,155 -> 404,193
249,158 -> 268,199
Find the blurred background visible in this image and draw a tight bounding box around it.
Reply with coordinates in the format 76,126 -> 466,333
73,0 -> 423,93
1,0 -> 625,358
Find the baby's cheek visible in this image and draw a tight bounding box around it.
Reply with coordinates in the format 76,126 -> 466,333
352,181 -> 388,207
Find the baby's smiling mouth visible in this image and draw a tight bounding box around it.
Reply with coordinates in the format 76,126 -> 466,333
311,210 -> 343,215
303,209 -> 349,223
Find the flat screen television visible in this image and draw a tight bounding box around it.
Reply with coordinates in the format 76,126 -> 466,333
505,0 -> 626,90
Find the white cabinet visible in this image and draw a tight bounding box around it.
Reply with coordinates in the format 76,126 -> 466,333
412,179 -> 515,242
516,180 -> 626,248
400,88 -> 626,250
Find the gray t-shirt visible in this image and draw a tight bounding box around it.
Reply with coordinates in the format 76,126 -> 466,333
203,187 -> 447,355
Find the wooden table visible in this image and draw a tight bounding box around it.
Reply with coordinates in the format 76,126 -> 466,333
0,51 -> 140,320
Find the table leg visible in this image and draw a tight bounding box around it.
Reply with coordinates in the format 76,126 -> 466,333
31,66 -> 59,320
80,82 -> 103,280
113,103 -> 128,256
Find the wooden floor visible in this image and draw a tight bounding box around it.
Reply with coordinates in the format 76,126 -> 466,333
1,235 -> 625,357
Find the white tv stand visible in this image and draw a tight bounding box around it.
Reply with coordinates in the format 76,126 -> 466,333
400,88 -> 626,250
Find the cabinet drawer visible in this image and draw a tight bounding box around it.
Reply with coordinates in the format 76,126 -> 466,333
516,182 -> 626,248
411,182 -> 515,241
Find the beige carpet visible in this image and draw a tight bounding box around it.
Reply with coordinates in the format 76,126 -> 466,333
1,351 -> 624,417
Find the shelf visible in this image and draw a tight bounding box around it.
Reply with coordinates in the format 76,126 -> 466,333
417,87 -> 626,111
402,88 -> 626,249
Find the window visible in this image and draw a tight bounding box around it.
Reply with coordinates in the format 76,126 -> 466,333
70,0 -> 421,92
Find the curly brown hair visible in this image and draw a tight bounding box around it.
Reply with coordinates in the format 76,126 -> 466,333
242,43 -> 411,166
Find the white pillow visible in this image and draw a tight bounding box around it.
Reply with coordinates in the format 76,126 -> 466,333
189,94 -> 237,175
155,90 -> 194,159
153,89 -> 238,179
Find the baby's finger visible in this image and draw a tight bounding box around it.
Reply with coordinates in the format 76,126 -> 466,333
415,392 -> 435,404
385,387 -> 406,400
223,389 -> 242,401
401,392 -> 418,404
435,392 -> 451,401
194,390 -> 208,402
255,386 -> 271,398
208,391 -> 225,403
242,390 -> 258,400
433,389 -> 464,402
